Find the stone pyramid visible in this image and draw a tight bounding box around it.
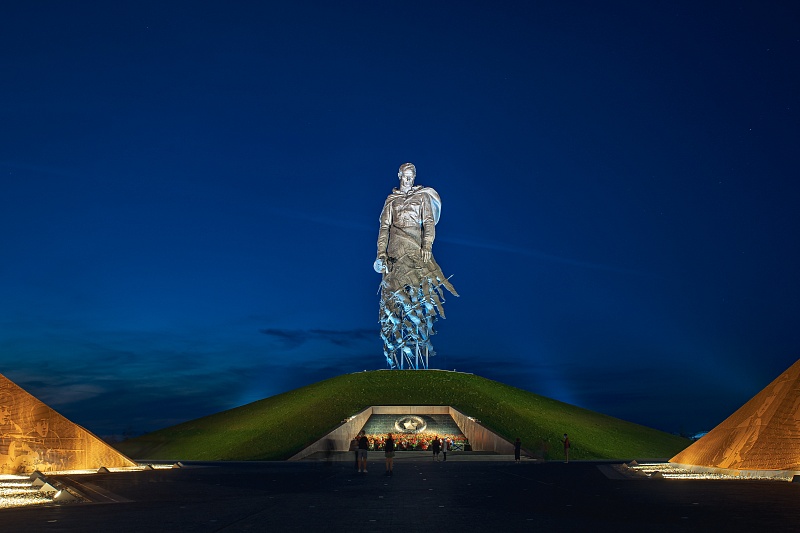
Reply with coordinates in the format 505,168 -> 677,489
0,373 -> 136,474
670,359 -> 800,471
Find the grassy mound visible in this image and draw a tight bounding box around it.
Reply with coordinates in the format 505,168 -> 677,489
115,370 -> 689,461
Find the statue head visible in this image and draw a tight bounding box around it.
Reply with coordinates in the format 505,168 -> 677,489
398,163 -> 416,190
29,404 -> 52,437
398,162 -> 416,178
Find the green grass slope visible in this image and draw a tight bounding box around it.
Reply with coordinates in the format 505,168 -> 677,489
115,370 -> 689,461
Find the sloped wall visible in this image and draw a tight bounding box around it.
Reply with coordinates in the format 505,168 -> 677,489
670,359 -> 800,471
1,373 -> 137,474
449,407 -> 516,454
287,406 -> 374,460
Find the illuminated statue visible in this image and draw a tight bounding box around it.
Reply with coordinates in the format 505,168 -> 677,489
374,163 -> 458,369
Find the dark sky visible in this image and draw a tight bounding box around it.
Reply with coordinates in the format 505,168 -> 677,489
1,1 -> 798,439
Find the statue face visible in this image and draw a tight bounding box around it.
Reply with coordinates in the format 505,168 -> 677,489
35,419 -> 49,437
399,168 -> 415,190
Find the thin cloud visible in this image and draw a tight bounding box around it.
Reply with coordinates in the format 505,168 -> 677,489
263,204 -> 650,277
265,207 -> 373,233
440,235 -> 654,277
259,328 -> 375,348
0,160 -> 82,179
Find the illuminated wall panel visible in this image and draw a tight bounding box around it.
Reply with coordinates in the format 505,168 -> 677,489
670,359 -> 800,471
0,373 -> 136,474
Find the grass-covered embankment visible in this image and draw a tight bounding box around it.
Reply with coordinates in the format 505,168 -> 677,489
115,370 -> 689,461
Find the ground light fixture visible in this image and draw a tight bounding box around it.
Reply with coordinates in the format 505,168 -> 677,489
0,465 -> 173,509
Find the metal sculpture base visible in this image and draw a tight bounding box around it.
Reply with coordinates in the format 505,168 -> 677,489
392,343 -> 429,370
379,277 -> 453,370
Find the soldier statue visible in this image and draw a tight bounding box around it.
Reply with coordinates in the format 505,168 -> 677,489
375,163 -> 458,369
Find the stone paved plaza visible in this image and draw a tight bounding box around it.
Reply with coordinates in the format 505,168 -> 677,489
3,454 -> 800,532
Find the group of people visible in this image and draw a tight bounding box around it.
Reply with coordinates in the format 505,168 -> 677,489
353,431 -> 572,473
352,431 -> 462,475
354,431 -> 397,475
429,433 -> 451,461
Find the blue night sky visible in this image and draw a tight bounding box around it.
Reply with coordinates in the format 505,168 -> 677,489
1,2 -> 798,439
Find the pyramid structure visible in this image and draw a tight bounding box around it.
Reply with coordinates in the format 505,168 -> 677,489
0,373 -> 136,474
670,359 -> 800,471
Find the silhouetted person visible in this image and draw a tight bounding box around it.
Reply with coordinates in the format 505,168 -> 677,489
384,433 -> 395,476
358,431 -> 369,473
562,433 -> 570,463
431,435 -> 440,461
442,437 -> 449,461
349,436 -> 359,470
514,437 -> 521,463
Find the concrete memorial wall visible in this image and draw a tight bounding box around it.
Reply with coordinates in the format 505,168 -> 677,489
1,373 -> 136,474
670,359 -> 800,473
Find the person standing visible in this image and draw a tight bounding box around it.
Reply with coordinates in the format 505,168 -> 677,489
358,431 -> 370,473
442,437 -> 449,461
384,433 -> 395,476
514,437 -> 521,463
562,433 -> 570,463
349,435 -> 359,471
431,435 -> 441,461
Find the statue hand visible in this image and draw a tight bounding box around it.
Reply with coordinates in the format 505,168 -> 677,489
422,250 -> 431,263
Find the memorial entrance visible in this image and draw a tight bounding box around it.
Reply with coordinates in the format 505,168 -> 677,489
359,413 -> 468,451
